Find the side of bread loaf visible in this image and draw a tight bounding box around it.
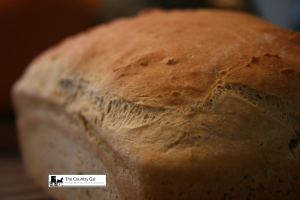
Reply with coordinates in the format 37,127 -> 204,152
13,9 -> 300,199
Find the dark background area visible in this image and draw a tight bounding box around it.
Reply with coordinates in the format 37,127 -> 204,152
1,0 -> 300,168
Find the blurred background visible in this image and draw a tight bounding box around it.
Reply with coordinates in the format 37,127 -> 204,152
0,0 -> 299,199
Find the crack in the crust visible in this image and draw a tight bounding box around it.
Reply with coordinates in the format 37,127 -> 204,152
288,131 -> 300,159
57,78 -> 300,152
58,77 -> 300,129
99,84 -> 300,131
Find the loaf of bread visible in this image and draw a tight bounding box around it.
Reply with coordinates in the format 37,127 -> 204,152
12,9 -> 300,200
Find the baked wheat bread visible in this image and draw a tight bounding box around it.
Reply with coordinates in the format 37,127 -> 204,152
12,9 -> 300,200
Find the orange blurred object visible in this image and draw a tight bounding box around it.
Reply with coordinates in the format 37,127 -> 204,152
0,0 -> 99,113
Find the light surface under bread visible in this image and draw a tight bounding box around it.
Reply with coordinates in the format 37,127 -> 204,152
13,9 -> 300,199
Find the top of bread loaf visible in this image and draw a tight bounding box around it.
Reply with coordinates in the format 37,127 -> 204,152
15,9 -> 300,109
13,9 -> 300,199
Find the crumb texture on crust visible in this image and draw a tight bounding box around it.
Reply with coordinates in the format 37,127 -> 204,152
13,9 -> 300,200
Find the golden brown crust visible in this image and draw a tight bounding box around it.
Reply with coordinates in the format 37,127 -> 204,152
13,9 -> 300,199
16,9 -> 300,108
